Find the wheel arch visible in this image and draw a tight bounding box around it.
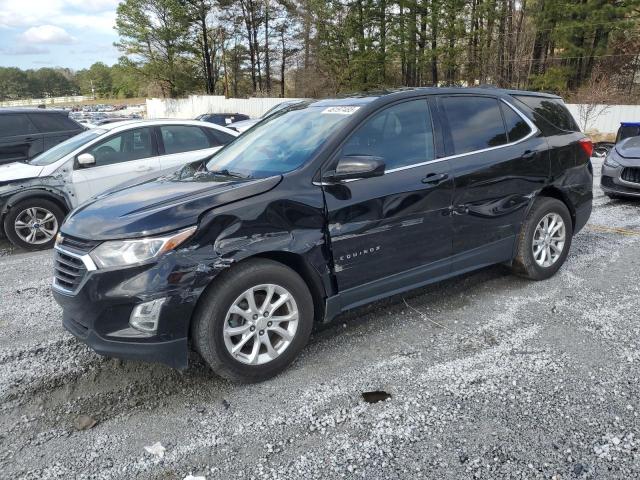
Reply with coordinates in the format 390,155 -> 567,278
189,250 -> 329,343
1,189 -> 71,219
534,186 -> 576,230
247,251 -> 327,325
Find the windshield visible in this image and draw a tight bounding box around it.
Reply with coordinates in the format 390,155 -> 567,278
29,129 -> 106,166
205,105 -> 352,178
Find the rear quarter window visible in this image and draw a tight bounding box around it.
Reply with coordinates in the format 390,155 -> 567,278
206,128 -> 236,146
512,95 -> 579,132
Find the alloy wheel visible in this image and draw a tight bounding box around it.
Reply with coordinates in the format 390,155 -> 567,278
223,284 -> 299,365
14,207 -> 59,245
532,212 -> 566,268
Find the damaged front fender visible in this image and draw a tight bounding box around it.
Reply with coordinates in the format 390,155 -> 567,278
0,180 -> 74,222
0,166 -> 76,217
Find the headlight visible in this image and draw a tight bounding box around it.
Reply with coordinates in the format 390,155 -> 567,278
604,153 -> 621,168
90,226 -> 197,268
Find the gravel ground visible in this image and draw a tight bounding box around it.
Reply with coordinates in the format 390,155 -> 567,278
1,157 -> 639,480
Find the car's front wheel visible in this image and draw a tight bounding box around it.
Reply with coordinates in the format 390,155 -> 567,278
512,197 -> 573,280
3,198 -> 65,251
191,258 -> 314,382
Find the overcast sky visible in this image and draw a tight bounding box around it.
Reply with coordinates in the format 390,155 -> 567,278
0,0 -> 120,70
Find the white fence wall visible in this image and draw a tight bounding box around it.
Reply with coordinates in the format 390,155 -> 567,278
0,95 -> 92,107
146,95 -> 303,120
146,95 -> 640,135
566,104 -> 640,134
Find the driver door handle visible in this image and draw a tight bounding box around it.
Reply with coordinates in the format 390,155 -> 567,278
422,172 -> 449,185
135,166 -> 152,172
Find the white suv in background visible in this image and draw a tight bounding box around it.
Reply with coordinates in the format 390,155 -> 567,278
0,120 -> 238,250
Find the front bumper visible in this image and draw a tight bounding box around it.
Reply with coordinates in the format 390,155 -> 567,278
601,165 -> 640,198
52,248 -> 220,369
61,309 -> 188,368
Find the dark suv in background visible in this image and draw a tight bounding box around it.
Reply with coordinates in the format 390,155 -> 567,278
0,109 -> 84,165
53,88 -> 593,382
195,113 -> 250,127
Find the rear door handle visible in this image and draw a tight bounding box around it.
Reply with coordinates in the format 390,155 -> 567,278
522,150 -> 536,160
135,166 -> 152,172
422,172 -> 449,185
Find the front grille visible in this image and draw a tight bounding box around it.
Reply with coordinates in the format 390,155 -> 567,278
59,235 -> 100,255
601,175 -> 640,195
621,167 -> 640,184
53,250 -> 87,293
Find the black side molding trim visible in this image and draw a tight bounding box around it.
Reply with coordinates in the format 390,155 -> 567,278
324,236 -> 516,323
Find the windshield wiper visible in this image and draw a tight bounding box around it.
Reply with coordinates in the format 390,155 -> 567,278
208,169 -> 251,179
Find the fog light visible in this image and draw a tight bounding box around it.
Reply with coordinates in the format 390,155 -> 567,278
129,298 -> 166,333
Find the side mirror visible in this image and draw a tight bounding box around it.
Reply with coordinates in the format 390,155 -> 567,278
77,153 -> 96,167
323,155 -> 385,183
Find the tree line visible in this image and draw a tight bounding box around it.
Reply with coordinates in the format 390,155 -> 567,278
0,62 -> 143,101
2,0 -> 639,102
113,0 -> 639,100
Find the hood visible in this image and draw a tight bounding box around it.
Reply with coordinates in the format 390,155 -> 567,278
0,162 -> 43,183
62,167 -> 282,240
616,137 -> 640,161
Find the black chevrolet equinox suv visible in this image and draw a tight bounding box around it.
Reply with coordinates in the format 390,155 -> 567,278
53,88 -> 593,382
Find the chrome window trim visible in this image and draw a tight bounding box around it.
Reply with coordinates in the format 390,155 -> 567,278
314,97 -> 538,186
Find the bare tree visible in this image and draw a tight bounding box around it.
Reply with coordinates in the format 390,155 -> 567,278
572,71 -> 615,132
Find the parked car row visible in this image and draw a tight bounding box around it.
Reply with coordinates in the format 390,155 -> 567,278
0,119 -> 237,249
48,88 -> 595,382
194,100 -> 308,133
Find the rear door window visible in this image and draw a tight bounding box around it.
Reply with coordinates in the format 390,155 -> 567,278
341,99 -> 435,170
28,113 -> 77,133
440,96 -> 508,154
160,125 -> 211,154
501,103 -> 532,142
512,95 -> 579,132
0,114 -> 37,137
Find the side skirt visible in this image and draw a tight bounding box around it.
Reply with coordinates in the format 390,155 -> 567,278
324,236 -> 516,323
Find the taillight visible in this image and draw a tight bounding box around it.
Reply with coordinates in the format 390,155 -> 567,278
579,138 -> 593,158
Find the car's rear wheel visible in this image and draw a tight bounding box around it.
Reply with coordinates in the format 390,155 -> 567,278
512,197 -> 573,280
3,198 -> 65,251
191,258 -> 314,382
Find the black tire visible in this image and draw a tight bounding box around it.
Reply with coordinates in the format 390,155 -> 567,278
3,198 -> 65,251
191,258 -> 314,383
512,197 -> 573,281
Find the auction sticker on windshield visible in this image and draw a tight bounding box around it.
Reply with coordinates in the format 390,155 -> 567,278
321,106 -> 360,115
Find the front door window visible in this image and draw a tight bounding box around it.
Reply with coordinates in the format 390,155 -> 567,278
86,128 -> 154,166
